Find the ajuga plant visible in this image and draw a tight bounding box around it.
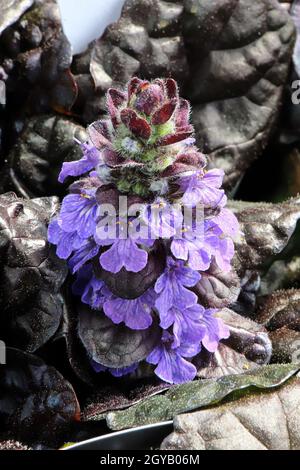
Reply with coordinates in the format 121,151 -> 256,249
48,77 -> 240,384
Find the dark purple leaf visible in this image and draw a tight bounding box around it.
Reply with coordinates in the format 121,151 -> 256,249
194,260 -> 240,309
229,198 -> 300,276
0,348 -> 80,446
2,115 -> 86,197
78,305 -> 161,369
257,289 -> 300,363
0,194 -> 67,351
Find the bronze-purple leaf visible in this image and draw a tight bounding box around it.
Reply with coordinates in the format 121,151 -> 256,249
194,261 -> 240,309
0,348 -> 80,446
151,99 -> 177,125
121,108 -> 152,140
78,305 -> 161,368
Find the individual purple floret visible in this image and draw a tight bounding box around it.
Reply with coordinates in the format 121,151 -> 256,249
48,76 -> 240,385
103,289 -> 155,330
147,331 -> 200,384
58,144 -> 102,183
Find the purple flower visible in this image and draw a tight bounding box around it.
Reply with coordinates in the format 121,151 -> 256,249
91,360 -> 138,377
170,223 -> 211,271
213,208 -> 240,239
155,257 -> 200,318
73,264 -> 108,309
180,169 -> 225,208
214,236 -> 235,273
68,239 -> 99,273
99,237 -> 150,274
103,288 -> 155,330
59,190 -> 98,239
200,309 -> 230,353
142,199 -> 183,239
147,331 -> 200,384
58,144 -> 101,183
159,303 -> 206,347
48,219 -> 82,259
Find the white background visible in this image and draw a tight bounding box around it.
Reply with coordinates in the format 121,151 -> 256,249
57,0 -> 126,54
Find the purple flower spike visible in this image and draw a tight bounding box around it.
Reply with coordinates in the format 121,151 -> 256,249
147,332 -> 200,384
200,309 -> 230,353
171,223 -> 212,272
103,289 -> 155,330
58,144 -> 101,183
48,76 -> 239,385
155,257 -> 200,317
214,208 -> 240,239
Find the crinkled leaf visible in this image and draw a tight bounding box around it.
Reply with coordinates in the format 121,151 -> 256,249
0,0 -> 76,159
3,291 -> 63,353
195,308 -> 272,379
187,0 -> 295,190
106,363 -> 300,431
0,194 -> 67,351
78,305 -> 161,369
0,0 -> 34,35
257,289 -> 300,363
0,348 -> 80,446
260,257 -> 300,295
291,0 -> 300,76
194,260 -> 240,309
229,198 -> 300,275
232,270 -> 261,317
3,115 -> 86,197
161,376 -> 300,450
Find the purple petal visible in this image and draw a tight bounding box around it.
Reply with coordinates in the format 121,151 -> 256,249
100,238 -> 148,273
201,309 -> 230,353
68,239 -> 99,273
58,145 -> 101,183
103,289 -> 155,330
59,193 -> 97,239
